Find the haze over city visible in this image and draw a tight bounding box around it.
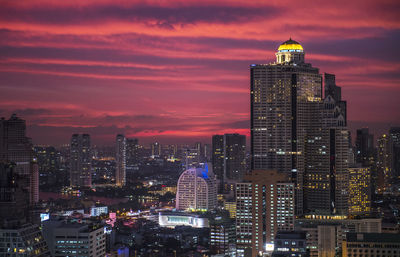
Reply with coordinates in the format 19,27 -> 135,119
1,0 -> 399,145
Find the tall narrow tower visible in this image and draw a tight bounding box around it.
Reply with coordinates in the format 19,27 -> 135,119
116,134 -> 126,187
250,39 -> 349,215
250,39 -> 322,214
70,134 -> 91,187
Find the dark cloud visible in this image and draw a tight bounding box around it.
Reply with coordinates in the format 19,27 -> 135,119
0,4 -> 280,26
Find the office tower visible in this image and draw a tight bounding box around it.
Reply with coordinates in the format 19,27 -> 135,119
203,143 -> 212,162
34,146 -> 64,186
236,170 -> 294,257
175,166 -> 217,210
305,73 -> 350,215
355,128 -> 375,166
0,223 -> 50,256
183,145 -> 201,168
0,115 -> 37,206
376,134 -> 392,192
70,134 -> 92,187
115,134 -> 126,187
42,220 -> 106,257
30,160 -> 39,204
151,142 -> 161,157
126,138 -> 139,173
209,214 -> 236,255
348,167 -> 371,215
0,162 -> 29,226
250,39 -> 349,215
212,134 -> 246,191
342,233 -> 400,257
324,73 -> 347,123
212,135 -> 224,185
389,127 -> 400,178
272,231 -> 307,257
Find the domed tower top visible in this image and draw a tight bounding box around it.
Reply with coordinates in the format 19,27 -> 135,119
276,38 -> 305,64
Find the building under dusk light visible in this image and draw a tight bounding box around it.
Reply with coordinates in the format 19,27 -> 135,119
175,166 -> 217,211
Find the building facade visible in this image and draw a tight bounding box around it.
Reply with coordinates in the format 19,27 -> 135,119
115,134 -> 126,187
0,223 -> 50,256
212,133 -> 246,191
42,220 -> 106,257
0,115 -> 37,206
342,233 -> 400,257
236,170 -> 294,257
70,134 -> 92,187
348,167 -> 371,215
175,167 -> 217,211
250,39 -> 349,216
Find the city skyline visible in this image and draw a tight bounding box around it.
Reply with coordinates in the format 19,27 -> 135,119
0,0 -> 399,146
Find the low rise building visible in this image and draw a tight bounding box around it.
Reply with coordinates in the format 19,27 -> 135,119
342,233 -> 400,257
42,220 -> 106,257
0,223 -> 49,256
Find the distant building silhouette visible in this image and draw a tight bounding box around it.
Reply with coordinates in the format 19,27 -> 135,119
70,134 -> 91,187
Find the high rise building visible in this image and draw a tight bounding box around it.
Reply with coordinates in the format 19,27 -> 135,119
151,142 -> 161,157
389,127 -> 400,179
236,170 -> 294,257
355,128 -> 375,166
376,134 -> 392,192
209,214 -> 236,256
250,39 -> 349,215
70,134 -> 92,187
0,162 -> 29,226
175,166 -> 217,211
348,167 -> 371,216
126,138 -> 139,173
0,115 -> 37,206
115,134 -> 126,187
212,133 -> 246,191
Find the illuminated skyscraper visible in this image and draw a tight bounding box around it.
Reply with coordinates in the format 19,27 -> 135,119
250,39 -> 349,215
151,142 -> 161,157
175,166 -> 217,211
235,170 -> 294,256
115,134 -> 126,187
348,166 -> 371,215
70,134 -> 91,187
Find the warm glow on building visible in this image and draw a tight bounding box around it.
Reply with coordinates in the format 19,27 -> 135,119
348,167 -> 371,215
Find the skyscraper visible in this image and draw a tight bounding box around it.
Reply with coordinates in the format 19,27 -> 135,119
212,133 -> 246,191
348,167 -> 371,215
250,39 -> 349,215
175,166 -> 217,211
70,134 -> 92,187
376,134 -> 392,191
235,170 -> 294,256
126,138 -> 139,173
389,127 -> 400,179
115,134 -> 126,187
0,115 -> 37,206
355,128 -> 375,167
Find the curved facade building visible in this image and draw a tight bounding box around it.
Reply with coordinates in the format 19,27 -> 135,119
176,167 -> 217,211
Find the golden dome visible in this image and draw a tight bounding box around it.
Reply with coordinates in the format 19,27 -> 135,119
278,38 -> 303,52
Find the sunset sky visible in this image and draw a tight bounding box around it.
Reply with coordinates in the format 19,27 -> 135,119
0,0 -> 399,145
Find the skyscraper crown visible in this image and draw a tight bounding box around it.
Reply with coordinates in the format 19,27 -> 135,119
277,38 -> 304,52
